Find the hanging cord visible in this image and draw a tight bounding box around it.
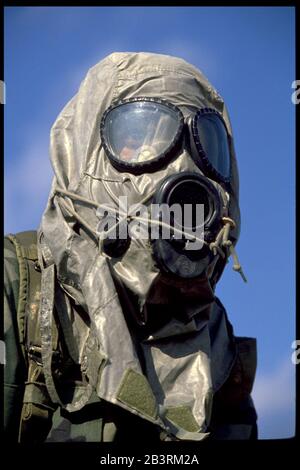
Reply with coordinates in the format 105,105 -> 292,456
58,196 -> 99,244
209,216 -> 247,282
54,187 -> 247,281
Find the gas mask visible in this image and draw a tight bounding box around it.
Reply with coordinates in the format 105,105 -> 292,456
99,96 -> 229,265
49,91 -> 245,328
84,96 -> 245,327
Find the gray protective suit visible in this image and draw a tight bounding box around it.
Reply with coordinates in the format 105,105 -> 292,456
36,52 -> 257,441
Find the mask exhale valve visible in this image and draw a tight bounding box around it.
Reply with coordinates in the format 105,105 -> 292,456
151,172 -> 222,278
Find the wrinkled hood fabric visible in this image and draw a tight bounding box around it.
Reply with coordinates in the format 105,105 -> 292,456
38,52 -> 240,440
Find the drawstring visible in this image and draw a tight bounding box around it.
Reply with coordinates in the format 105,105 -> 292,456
54,187 -> 207,250
209,216 -> 247,283
54,187 -> 247,282
229,244 -> 247,282
58,196 -> 98,243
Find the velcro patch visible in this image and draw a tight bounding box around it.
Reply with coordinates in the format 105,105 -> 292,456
116,369 -> 157,420
165,405 -> 199,432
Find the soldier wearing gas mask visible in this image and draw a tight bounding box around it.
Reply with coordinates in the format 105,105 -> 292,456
4,52 -> 257,442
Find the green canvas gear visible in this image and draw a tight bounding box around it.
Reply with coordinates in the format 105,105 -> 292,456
4,231 -> 108,443
5,231 -> 58,443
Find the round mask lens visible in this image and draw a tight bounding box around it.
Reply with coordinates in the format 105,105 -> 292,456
193,109 -> 231,182
101,99 -> 183,173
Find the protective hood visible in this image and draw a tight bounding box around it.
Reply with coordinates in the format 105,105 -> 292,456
38,52 -> 240,441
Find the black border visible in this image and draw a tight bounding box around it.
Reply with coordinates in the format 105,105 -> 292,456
1,0 -> 298,464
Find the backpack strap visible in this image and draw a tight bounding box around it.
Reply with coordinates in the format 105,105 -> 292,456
6,231 -> 38,363
6,231 -> 59,443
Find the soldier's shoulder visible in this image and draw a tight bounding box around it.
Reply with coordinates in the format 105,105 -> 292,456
4,230 -> 38,283
5,230 -> 38,246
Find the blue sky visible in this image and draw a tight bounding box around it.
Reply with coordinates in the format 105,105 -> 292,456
4,6 -> 296,439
